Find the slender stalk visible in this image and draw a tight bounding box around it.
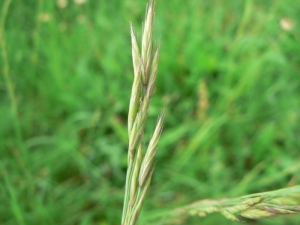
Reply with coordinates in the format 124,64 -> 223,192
0,0 -> 22,143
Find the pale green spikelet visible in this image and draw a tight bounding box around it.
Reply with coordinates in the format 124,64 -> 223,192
141,0 -> 154,85
128,25 -> 142,134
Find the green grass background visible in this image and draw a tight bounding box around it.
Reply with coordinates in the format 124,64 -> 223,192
1,0 -> 300,224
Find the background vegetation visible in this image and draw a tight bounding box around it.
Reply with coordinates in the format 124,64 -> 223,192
1,0 -> 300,224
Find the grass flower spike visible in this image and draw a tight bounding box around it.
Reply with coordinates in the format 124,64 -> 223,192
172,185 -> 300,222
121,1 -> 164,225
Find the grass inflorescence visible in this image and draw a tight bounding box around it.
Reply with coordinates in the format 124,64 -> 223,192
172,185 -> 300,222
121,1 -> 164,225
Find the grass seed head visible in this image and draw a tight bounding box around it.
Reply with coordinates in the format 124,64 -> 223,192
122,1 -> 163,225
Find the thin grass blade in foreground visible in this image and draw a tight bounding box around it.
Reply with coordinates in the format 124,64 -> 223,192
121,1 -> 164,225
170,185 -> 300,222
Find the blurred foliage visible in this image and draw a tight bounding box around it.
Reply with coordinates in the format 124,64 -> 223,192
1,0 -> 300,224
